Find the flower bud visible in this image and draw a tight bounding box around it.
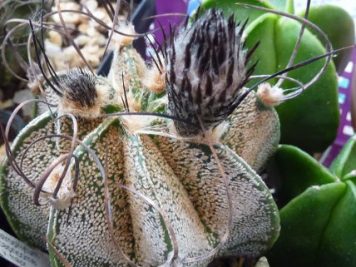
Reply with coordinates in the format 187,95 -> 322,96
57,68 -> 117,118
165,9 -> 257,136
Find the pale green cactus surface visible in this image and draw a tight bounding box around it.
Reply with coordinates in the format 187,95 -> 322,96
0,19 -> 280,267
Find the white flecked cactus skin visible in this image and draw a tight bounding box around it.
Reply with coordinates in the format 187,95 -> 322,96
0,10 -> 280,267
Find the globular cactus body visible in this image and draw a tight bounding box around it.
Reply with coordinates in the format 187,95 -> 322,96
0,9 -> 280,267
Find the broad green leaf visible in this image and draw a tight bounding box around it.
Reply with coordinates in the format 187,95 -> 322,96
268,141 -> 356,266
201,0 -> 272,24
244,14 -> 278,83
317,180 -> 356,267
245,14 -> 339,152
330,135 -> 356,179
274,17 -> 339,152
299,4 -> 355,72
269,0 -> 294,13
269,145 -> 336,205
268,182 -> 347,267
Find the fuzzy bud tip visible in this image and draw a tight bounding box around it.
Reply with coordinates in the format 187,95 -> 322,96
257,83 -> 285,107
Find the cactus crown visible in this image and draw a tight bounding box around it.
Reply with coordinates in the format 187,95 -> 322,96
165,9 -> 258,136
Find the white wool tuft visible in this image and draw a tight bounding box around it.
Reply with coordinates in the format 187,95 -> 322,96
257,83 -> 285,107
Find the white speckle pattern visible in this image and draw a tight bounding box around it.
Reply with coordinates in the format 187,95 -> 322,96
152,136 -> 280,258
0,113 -> 57,249
222,92 -> 280,171
1,26 -> 280,266
0,112 -> 102,250
49,121 -> 134,266
47,119 -> 279,266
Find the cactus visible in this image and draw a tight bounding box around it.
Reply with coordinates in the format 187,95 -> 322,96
0,8 -> 281,266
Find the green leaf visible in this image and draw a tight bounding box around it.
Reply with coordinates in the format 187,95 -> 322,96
200,0 -> 273,24
316,180 -> 356,267
269,0 -> 294,13
330,135 -> 356,179
299,4 -> 355,72
244,14 -> 279,83
245,15 -> 339,153
268,142 -> 356,267
268,182 -> 347,267
269,178 -> 356,267
343,171 -> 356,182
268,145 -> 337,205
274,18 -> 339,152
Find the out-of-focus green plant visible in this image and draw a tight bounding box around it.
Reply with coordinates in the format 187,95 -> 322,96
267,136 -> 356,267
299,4 -> 355,72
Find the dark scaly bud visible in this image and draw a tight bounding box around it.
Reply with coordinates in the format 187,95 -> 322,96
57,68 -> 117,118
60,68 -> 98,108
165,9 -> 257,136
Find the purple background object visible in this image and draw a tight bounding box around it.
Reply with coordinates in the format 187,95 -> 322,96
154,0 -> 188,43
321,48 -> 356,166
